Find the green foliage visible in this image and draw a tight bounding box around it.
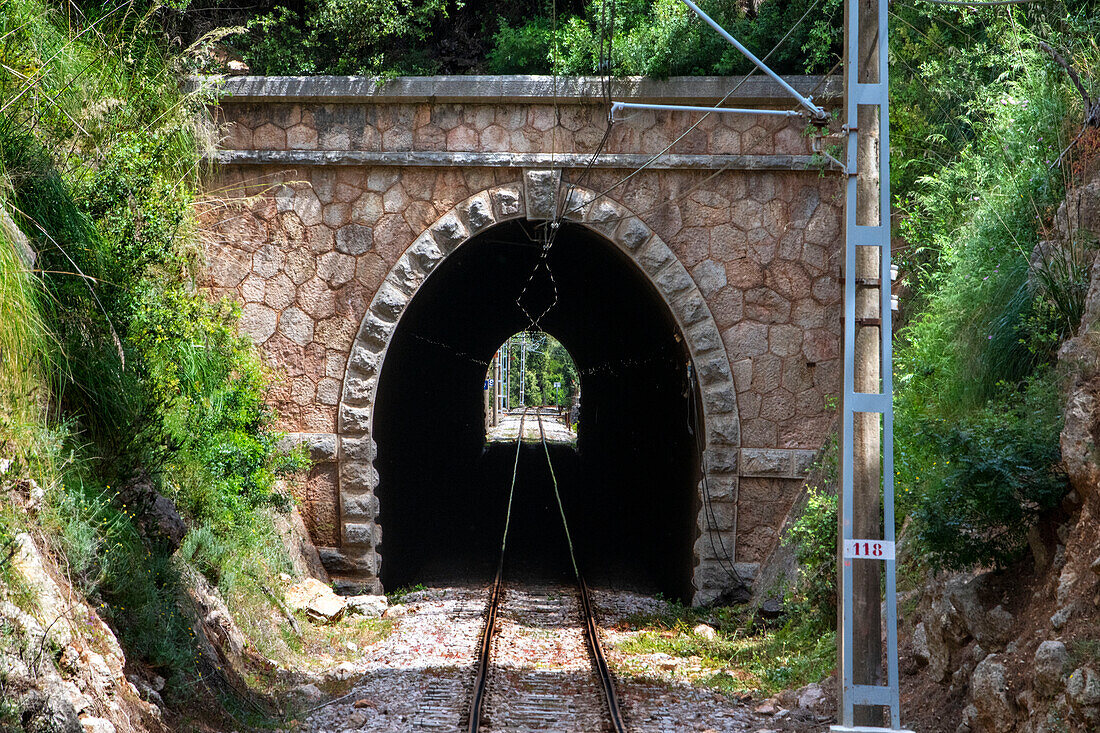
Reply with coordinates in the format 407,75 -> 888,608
911,372 -> 1066,570
615,601 -> 835,695
230,0 -> 841,77
489,0 -> 843,77
503,331 -> 578,407
0,0 -> 305,707
238,0 -> 454,76
891,5 -> 1095,573
784,485 -> 837,630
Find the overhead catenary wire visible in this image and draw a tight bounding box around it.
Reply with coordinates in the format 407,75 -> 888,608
554,0 -> 827,224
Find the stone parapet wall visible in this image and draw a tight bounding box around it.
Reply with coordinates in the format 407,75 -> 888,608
198,75 -> 844,603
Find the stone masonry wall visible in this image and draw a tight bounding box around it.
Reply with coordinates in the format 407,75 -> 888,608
198,76 -> 843,602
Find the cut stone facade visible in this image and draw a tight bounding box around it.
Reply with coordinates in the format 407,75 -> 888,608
198,75 -> 844,604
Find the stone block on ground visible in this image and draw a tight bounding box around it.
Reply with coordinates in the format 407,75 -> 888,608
285,577 -> 346,624
346,594 -> 389,618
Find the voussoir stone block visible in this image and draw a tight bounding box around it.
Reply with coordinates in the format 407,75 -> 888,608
697,353 -> 733,385
407,233 -> 444,271
707,413 -> 741,446
688,320 -> 723,356
371,282 -> 409,323
349,344 -> 383,376
654,263 -> 694,299
342,370 -> 375,405
671,288 -> 709,327
339,404 -> 372,435
358,313 -> 395,350
585,199 -> 626,235
704,383 -> 738,415
458,192 -> 495,234
431,211 -> 469,252
343,492 -> 379,520
524,169 -> 561,220
615,217 -> 652,251
341,461 -> 379,491
561,186 -> 594,222
704,446 -> 739,474
636,239 -> 675,275
389,256 -> 425,295
490,185 -> 524,220
342,437 -> 378,463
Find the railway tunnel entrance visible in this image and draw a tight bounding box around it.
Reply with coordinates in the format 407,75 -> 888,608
372,219 -> 702,601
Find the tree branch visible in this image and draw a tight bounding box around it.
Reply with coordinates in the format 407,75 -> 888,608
1038,40 -> 1095,121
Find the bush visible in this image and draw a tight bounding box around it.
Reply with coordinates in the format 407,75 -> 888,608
912,372 -> 1066,570
783,436 -> 838,631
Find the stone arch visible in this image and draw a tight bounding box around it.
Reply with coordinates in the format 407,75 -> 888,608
334,169 -> 741,601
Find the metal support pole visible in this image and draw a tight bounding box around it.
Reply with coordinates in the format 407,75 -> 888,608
610,101 -> 802,119
833,0 -> 910,730
519,332 -> 527,408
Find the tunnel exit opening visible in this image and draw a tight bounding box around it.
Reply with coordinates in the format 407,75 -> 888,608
485,332 -> 579,445
372,218 -> 703,601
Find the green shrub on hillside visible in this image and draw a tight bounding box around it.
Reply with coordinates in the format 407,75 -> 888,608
911,372 -> 1066,570
0,0 -> 305,707
892,10 -> 1095,572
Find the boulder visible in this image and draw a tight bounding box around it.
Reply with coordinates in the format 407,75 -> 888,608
692,623 -> 718,640
285,578 -> 346,624
911,622 -> 931,667
287,682 -> 324,707
1067,666 -> 1100,708
346,594 -> 389,618
1033,641 -> 1069,698
382,603 -> 408,619
120,472 -> 187,550
1050,605 -> 1073,631
969,656 -> 1016,732
796,682 -> 829,715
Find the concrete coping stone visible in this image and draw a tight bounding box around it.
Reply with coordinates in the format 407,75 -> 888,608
195,74 -> 842,105
209,150 -> 829,172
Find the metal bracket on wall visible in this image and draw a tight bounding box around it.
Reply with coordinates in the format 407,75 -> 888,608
833,0 -> 910,730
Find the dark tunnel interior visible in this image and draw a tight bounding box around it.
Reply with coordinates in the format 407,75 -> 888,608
372,219 -> 702,601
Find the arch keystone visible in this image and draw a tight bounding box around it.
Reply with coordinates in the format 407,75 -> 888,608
524,169 -> 561,220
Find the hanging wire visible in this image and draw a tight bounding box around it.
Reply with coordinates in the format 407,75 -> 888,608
688,366 -> 746,589
516,0 -> 618,329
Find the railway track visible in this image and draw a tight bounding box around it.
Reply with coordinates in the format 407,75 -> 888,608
466,408 -> 627,733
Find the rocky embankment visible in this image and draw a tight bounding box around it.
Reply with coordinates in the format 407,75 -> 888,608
898,173 -> 1100,733
1,480 -> 165,733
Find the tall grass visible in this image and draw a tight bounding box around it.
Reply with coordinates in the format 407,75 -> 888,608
0,190 -> 52,450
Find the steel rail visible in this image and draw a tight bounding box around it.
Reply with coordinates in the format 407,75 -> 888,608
466,408 -> 526,733
535,410 -> 628,733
